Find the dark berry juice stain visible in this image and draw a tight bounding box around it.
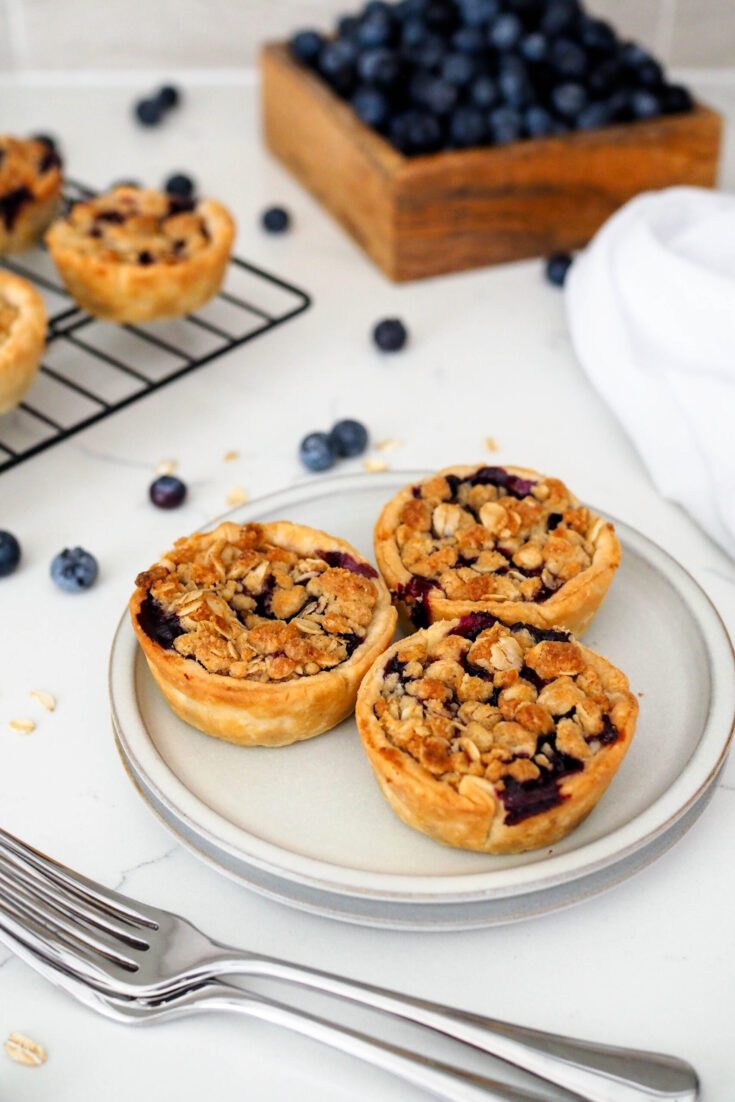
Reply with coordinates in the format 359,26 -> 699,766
253,578 -> 275,618
96,210 -> 126,224
138,596 -> 185,649
598,715 -> 620,746
316,549 -> 378,578
508,622 -> 570,644
0,186 -> 32,230
467,466 -> 536,500
500,742 -> 583,826
168,196 -> 196,215
396,577 -> 438,628
453,611 -> 499,640
39,148 -> 62,173
548,513 -> 563,530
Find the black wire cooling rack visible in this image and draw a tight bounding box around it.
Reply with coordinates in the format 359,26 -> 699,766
0,180 -> 311,475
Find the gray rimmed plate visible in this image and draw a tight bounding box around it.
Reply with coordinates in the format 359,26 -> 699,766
110,471 -> 735,929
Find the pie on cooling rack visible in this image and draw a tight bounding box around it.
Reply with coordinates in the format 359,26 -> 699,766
0,271 -> 47,414
356,613 -> 638,854
0,134 -> 63,254
374,465 -> 620,634
45,186 -> 235,323
130,521 -> 397,747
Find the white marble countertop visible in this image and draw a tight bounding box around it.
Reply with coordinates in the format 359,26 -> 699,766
1,72 -> 734,1101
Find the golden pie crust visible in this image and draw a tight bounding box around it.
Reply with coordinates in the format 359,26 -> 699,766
46,186 -> 235,323
0,271 -> 47,414
356,615 -> 638,854
374,465 -> 620,635
130,521 -> 397,747
0,135 -> 63,254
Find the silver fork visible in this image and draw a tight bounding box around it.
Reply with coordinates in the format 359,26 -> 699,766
0,826 -> 698,1102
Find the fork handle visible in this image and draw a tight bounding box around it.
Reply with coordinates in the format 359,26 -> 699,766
207,951 -> 698,1102
195,980 -> 551,1102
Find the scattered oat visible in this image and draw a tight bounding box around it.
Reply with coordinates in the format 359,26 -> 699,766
9,719 -> 35,734
226,486 -> 248,507
364,457 -> 389,473
484,437 -> 499,453
376,439 -> 402,453
223,450 -> 239,463
4,1033 -> 47,1067
155,459 -> 178,476
29,691 -> 56,712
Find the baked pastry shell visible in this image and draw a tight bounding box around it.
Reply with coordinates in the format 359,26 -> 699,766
374,464 -> 620,635
130,521 -> 397,748
356,620 -> 638,855
0,149 -> 62,255
46,198 -> 235,323
0,271 -> 47,413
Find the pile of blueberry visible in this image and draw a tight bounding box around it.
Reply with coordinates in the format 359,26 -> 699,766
300,419 -> 369,472
289,0 -> 693,155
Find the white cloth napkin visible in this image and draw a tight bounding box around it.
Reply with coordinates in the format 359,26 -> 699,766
565,186 -> 735,560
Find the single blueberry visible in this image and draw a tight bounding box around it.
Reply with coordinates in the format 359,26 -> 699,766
549,37 -> 588,78
551,81 -> 588,119
157,85 -> 181,109
449,106 -> 487,147
319,40 -> 358,95
630,89 -> 662,120
164,173 -> 195,198
488,105 -> 522,144
373,318 -> 408,352
441,52 -> 478,87
579,17 -> 617,53
0,531 -> 21,578
261,206 -> 291,233
338,15 -> 360,39
423,0 -> 458,34
389,110 -> 443,155
470,74 -> 498,109
299,432 -> 337,472
329,419 -> 369,458
150,475 -> 188,509
664,84 -> 694,114
524,104 -> 555,137
588,56 -> 623,96
401,16 -> 429,48
352,86 -> 391,128
421,78 -> 460,116
540,0 -> 579,36
520,33 -> 548,63
50,548 -> 98,593
356,11 -> 394,49
576,100 -> 613,130
452,26 -> 486,54
488,12 -> 522,50
134,99 -> 163,127
619,42 -> 652,69
357,47 -> 401,88
457,0 -> 500,27
546,252 -> 573,287
289,29 -> 325,65
498,56 -> 532,107
404,32 -> 445,69
637,58 -> 664,88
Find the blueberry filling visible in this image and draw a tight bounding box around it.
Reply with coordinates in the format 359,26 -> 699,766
168,195 -> 196,215
0,186 -> 32,231
500,743 -> 584,826
548,512 -> 563,530
396,576 -> 439,628
95,209 -> 126,224
453,611 -> 498,640
508,622 -> 571,644
316,549 -> 378,578
39,147 -> 62,173
467,466 -> 536,499
598,715 -> 620,746
138,250 -> 154,265
138,595 -> 185,649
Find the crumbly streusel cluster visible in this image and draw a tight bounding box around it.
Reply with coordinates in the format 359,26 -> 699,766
398,468 -> 603,605
373,616 -> 625,823
0,136 -> 61,230
61,187 -> 211,265
136,524 -> 380,682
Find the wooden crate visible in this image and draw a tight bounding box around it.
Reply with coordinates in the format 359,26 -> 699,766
261,43 -> 722,283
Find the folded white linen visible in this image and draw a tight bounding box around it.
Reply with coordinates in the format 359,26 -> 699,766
565,186 -> 735,559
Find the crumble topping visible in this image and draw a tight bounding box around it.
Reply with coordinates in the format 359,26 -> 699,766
373,613 -> 627,826
0,135 -> 61,231
135,523 -> 381,682
59,186 -> 212,265
395,467 -> 604,623
0,297 -> 18,344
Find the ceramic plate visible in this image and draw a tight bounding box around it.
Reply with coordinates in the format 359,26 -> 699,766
110,472 -> 735,928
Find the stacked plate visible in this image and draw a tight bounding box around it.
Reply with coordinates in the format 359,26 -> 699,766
109,472 -> 735,930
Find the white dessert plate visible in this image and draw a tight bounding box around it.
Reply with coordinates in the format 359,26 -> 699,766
110,471 -> 735,929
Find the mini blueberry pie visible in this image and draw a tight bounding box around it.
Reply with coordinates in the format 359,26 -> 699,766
46,186 -> 235,323
356,613 -> 638,854
0,271 -> 47,413
374,465 -> 620,635
130,521 -> 397,747
0,135 -> 63,254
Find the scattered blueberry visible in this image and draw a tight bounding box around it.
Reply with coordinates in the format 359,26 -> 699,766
261,206 -> 291,233
158,85 -> 181,109
150,475 -> 188,509
546,252 -> 573,287
50,548 -> 98,593
289,29 -> 325,64
0,531 -> 21,578
373,317 -> 408,352
164,173 -> 195,198
329,419 -> 369,458
299,432 -> 337,472
134,99 -> 163,127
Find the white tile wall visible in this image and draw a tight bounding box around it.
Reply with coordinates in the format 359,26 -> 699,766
0,0 -> 731,71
